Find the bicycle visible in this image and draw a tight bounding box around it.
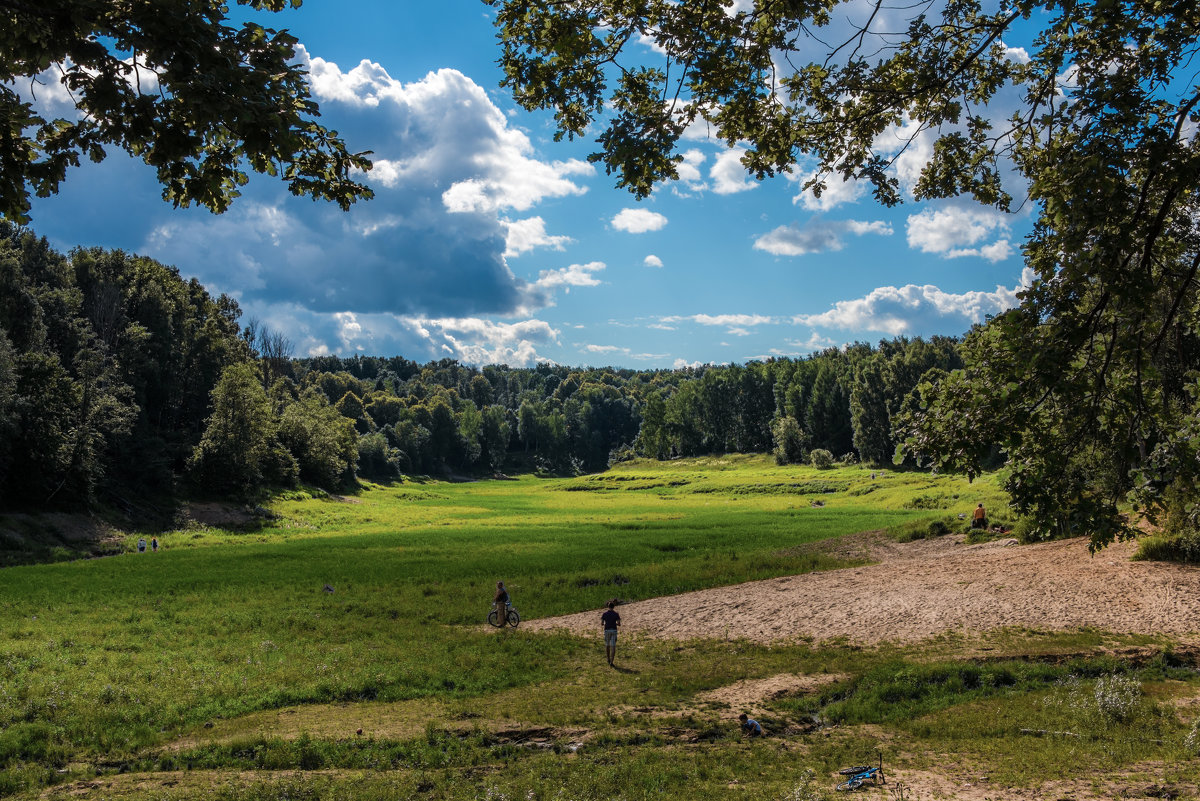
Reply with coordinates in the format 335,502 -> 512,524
836,754 -> 885,791
487,602 -> 520,628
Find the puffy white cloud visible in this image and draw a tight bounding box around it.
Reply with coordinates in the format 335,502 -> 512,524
504,216 -> 572,257
305,53 -> 593,214
671,148 -> 709,195
754,219 -> 892,256
794,277 -> 1025,336
906,206 -> 1013,261
243,303 -> 558,366
412,317 -> 559,365
135,51 -> 601,320
793,167 -> 866,211
644,254 -> 664,268
636,32 -> 668,55
534,261 -> 606,290
677,149 -> 706,183
1004,45 -> 1032,64
711,147 -> 758,194
612,207 -> 668,233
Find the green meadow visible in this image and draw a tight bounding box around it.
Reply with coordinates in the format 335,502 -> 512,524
1,456 -> 1196,800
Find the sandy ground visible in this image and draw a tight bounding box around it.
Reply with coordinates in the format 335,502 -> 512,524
524,534 -> 1200,645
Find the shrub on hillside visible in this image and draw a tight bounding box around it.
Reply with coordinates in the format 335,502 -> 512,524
772,416 -> 809,465
1133,530 -> 1200,563
809,449 -> 834,469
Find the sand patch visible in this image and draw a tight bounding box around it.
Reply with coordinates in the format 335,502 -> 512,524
697,672 -> 847,710
523,535 -> 1200,645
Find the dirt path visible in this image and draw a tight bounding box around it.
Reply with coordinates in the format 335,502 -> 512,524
523,535 -> 1200,644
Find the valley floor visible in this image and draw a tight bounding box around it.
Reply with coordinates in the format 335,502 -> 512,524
524,532 -> 1200,646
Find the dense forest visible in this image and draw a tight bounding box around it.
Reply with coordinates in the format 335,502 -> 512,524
0,224 -> 967,517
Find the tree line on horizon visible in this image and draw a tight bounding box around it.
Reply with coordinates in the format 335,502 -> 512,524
0,223 -> 966,522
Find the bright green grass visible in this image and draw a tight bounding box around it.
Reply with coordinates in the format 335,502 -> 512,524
4,458 -> 1194,800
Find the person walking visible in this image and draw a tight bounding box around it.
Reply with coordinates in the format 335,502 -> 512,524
600,599 -> 621,666
972,503 -> 987,529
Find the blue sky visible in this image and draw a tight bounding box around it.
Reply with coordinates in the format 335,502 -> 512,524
23,0 -> 1034,369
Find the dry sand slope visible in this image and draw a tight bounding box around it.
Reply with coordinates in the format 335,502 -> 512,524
523,535 -> 1200,644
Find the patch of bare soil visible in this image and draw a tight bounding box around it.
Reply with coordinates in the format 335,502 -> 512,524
0,513 -> 123,562
183,502 -> 260,528
696,672 -> 847,710
882,763 -> 1198,801
523,535 -> 1200,645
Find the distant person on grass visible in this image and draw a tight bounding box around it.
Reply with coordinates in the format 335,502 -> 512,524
972,503 -> 987,529
601,599 -> 621,666
493,581 -> 509,622
738,713 -> 763,737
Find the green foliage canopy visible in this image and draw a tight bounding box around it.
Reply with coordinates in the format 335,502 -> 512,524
487,0 -> 1200,546
0,0 -> 373,222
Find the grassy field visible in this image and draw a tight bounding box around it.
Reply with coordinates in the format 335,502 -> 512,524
1,456 -> 1196,800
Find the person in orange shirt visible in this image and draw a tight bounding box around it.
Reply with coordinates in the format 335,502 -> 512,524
972,503 -> 987,529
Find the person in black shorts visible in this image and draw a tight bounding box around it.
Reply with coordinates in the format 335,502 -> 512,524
600,599 -> 621,666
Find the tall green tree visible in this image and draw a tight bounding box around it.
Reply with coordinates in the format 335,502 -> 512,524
1,0 -> 372,221
277,389 -> 357,489
190,362 -> 294,497
488,0 -> 1200,545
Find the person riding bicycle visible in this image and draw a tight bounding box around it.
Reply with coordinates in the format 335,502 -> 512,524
493,581 -> 510,621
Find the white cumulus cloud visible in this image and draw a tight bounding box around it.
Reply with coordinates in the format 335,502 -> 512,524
644,254 -> 664,268
793,167 -> 866,211
534,261 -> 606,290
906,206 -> 1013,262
754,219 -> 892,256
711,147 -> 758,194
134,49 -> 603,321
612,208 -> 668,233
504,216 -> 572,257
794,276 -> 1027,336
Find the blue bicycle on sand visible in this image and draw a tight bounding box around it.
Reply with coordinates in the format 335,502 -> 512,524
836,755 -> 885,791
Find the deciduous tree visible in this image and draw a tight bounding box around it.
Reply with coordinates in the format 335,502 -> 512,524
488,0 -> 1200,545
1,0 -> 373,222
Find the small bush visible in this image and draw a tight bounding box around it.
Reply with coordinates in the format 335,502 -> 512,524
608,444 -> 637,467
772,416 -> 810,465
1186,719 -> 1200,755
1133,530 -> 1200,563
1092,674 -> 1142,722
809,449 -> 834,469
905,493 -> 951,510
1011,517 -> 1050,544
